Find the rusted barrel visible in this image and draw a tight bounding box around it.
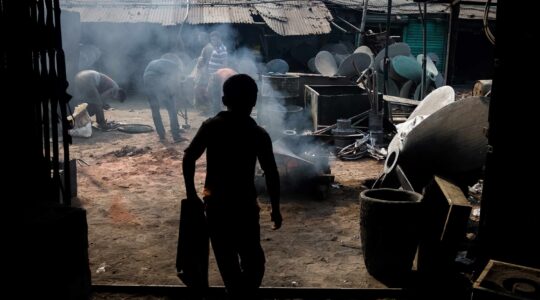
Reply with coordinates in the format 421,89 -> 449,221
360,188 -> 423,283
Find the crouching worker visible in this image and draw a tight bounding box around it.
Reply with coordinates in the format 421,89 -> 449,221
72,70 -> 126,129
143,55 -> 187,143
183,74 -> 282,299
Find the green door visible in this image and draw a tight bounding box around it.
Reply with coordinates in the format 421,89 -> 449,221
403,19 -> 448,73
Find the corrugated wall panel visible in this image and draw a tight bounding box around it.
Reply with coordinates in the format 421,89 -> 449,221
403,20 -> 447,73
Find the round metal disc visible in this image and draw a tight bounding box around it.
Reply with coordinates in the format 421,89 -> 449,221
417,54 -> 439,81
390,55 -> 422,83
373,42 -> 412,72
337,52 -> 373,77
354,45 -> 374,56
315,51 -> 338,76
266,59 -> 289,74
409,85 -> 455,120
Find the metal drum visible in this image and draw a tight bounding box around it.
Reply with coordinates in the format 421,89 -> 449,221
259,103 -> 305,138
260,75 -> 302,136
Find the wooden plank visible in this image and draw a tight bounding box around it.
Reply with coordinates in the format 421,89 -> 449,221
383,95 -> 421,106
434,176 -> 472,242
395,165 -> 414,192
417,176 -> 472,276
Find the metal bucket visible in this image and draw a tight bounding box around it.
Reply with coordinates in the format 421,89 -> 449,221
259,103 -> 305,136
360,188 -> 423,283
332,118 -> 357,149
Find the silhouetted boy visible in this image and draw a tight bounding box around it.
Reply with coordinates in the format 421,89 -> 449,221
183,74 -> 282,299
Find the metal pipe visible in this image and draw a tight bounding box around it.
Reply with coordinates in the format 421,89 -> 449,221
358,0 -> 369,46
423,1 -> 427,98
383,0 -> 392,96
175,0 -> 190,50
312,111 -> 370,135
445,2 -> 460,85
331,21 -> 348,33
417,1 -> 427,99
338,16 -> 361,32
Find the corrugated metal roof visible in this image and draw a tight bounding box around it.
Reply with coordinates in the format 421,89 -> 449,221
61,0 -> 255,25
60,0 -> 333,35
254,1 -> 332,36
325,0 -> 496,20
187,5 -> 256,24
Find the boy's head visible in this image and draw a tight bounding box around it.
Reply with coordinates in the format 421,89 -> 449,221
210,31 -> 222,47
222,74 -> 258,114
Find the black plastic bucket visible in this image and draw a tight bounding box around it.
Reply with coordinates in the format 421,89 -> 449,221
359,188 -> 423,283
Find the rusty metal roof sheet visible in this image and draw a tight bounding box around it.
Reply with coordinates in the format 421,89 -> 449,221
254,1 -> 332,36
187,4 -> 256,24
61,0 -> 333,35
325,0 -> 496,20
61,0 -> 255,25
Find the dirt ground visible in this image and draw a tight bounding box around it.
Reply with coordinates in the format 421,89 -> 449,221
69,94 -> 387,292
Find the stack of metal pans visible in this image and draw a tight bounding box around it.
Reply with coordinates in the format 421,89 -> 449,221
373,42 -> 412,73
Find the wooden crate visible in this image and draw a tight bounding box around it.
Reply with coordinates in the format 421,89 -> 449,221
472,260 -> 540,300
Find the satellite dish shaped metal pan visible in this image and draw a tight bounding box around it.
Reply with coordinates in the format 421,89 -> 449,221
373,42 -> 412,73
354,45 -> 374,56
390,55 -> 422,83
337,52 -> 373,77
266,59 -> 289,74
416,54 -> 439,81
315,51 -> 338,76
